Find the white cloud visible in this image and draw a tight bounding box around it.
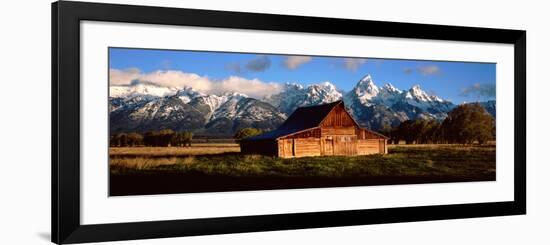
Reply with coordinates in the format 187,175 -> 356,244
342,58 -> 367,71
109,68 -> 282,98
283,56 -> 312,70
215,76 -> 281,97
109,68 -> 141,85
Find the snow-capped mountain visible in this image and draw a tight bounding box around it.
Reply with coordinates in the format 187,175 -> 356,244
349,75 -> 380,105
109,74 -> 495,135
344,74 -> 456,129
206,98 -> 287,135
110,81 -> 179,98
264,81 -> 343,115
109,83 -> 285,136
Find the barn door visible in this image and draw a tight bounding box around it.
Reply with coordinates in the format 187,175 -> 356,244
323,137 -> 333,156
334,136 -> 357,156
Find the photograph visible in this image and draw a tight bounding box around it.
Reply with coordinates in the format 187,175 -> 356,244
108,47 -> 497,196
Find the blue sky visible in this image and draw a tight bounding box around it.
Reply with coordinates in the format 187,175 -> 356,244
109,47 -> 496,103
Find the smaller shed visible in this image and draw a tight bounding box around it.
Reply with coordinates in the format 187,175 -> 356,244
240,100 -> 388,158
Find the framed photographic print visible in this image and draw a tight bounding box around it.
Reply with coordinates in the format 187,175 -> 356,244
52,1 -> 526,244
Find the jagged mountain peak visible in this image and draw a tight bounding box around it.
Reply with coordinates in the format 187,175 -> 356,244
316,81 -> 337,89
357,75 -> 377,88
344,74 -> 460,129
359,74 -> 374,84
263,81 -> 342,115
308,81 -> 338,93
352,74 -> 380,104
221,91 -> 248,99
405,84 -> 446,103
406,84 -> 431,101
382,83 -> 401,93
283,82 -> 304,90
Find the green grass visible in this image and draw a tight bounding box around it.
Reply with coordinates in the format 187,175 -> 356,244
110,145 -> 495,179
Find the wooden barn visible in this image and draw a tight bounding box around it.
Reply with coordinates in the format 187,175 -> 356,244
240,100 -> 388,158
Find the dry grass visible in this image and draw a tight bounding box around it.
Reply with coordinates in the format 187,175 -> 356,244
109,143 -> 240,157
110,157 -> 180,169
387,143 -> 496,151
110,144 -> 496,179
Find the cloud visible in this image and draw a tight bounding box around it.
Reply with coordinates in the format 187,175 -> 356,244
109,67 -> 141,85
460,83 -> 496,99
403,67 -> 414,74
109,68 -> 282,98
342,58 -> 367,71
283,56 -> 312,70
245,55 -> 271,72
417,65 -> 441,76
225,55 -> 272,73
214,76 -> 281,97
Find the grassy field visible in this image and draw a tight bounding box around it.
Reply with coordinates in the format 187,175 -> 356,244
110,143 -> 240,158
109,144 -> 495,196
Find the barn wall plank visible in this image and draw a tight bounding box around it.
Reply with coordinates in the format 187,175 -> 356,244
357,139 -> 382,155
321,127 -> 356,136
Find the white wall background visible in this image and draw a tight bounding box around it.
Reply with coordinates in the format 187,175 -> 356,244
0,0 -> 547,244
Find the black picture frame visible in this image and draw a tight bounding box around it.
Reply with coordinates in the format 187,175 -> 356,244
52,1 -> 526,244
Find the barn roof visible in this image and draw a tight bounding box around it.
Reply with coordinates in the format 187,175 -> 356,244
279,100 -> 342,131
244,100 -> 387,140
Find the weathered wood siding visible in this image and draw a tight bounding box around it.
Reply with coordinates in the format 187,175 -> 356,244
321,138 -> 333,156
357,139 -> 381,155
320,103 -> 356,127
356,128 -> 385,139
357,139 -> 387,155
278,138 -> 321,158
382,139 -> 388,154
278,139 -> 294,157
280,128 -> 321,139
321,127 -> 355,136
332,135 -> 358,156
294,138 -> 321,157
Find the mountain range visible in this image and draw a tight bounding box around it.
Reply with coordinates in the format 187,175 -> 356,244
109,75 -> 496,136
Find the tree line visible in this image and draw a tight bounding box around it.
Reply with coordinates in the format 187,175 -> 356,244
380,103 -> 495,145
110,129 -> 193,147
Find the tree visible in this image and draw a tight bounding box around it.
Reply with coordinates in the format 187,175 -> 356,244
110,133 -> 128,147
127,132 -> 143,146
391,118 -> 442,144
397,120 -> 417,144
380,123 -> 397,144
172,131 -> 193,147
158,129 -> 175,146
143,130 -> 179,147
424,119 -> 443,144
233,128 -> 263,142
441,103 -> 495,144
143,131 -> 156,146
416,119 -> 441,144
